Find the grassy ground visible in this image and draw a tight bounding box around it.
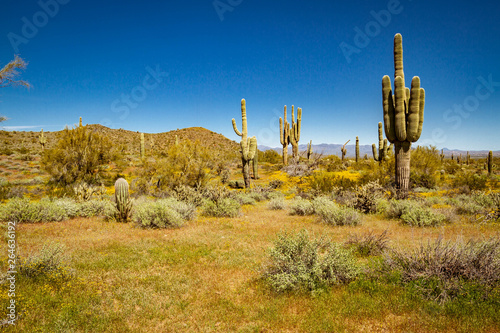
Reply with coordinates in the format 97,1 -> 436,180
1,200 -> 499,332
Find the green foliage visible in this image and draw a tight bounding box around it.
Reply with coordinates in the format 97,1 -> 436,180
133,198 -> 194,228
410,146 -> 441,189
201,198 -> 241,218
267,197 -> 286,210
0,198 -> 67,223
352,181 -> 384,213
289,198 -> 314,216
41,125 -> 114,186
263,230 -> 360,293
312,196 -> 362,226
400,206 -> 447,227
452,171 -> 488,192
260,149 -> 282,164
305,171 -> 357,194
18,242 -> 73,281
384,237 -> 500,303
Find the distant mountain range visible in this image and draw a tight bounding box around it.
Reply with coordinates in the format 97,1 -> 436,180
258,144 -> 499,158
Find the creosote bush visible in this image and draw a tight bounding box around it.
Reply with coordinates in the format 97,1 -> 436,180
383,237 -> 500,303
263,230 -> 360,293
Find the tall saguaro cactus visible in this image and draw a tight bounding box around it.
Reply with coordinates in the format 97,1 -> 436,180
140,132 -> 145,159
341,140 -> 350,161
487,151 -> 493,175
39,129 -> 46,150
372,122 -> 392,163
307,140 -> 313,160
289,105 -> 302,160
355,137 -> 359,163
382,33 -> 425,196
79,117 -> 83,127
279,106 -> 290,165
232,99 -> 257,188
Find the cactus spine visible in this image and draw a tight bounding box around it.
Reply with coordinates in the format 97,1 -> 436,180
289,105 -> 302,160
232,99 -> 257,188
488,151 -> 493,175
140,132 -> 145,159
279,106 -> 290,165
355,136 -> 359,163
382,33 -> 425,197
372,122 -> 392,163
307,140 -> 313,160
341,140 -> 350,161
39,128 -> 46,150
114,178 -> 132,222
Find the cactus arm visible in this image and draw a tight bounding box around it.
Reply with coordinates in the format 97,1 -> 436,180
232,118 -> 242,137
416,88 -> 425,140
372,144 -> 379,161
382,75 -> 396,142
296,107 -> 302,142
394,33 -> 404,80
406,77 -> 421,142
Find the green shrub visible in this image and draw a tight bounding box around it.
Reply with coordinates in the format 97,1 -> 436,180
41,125 -> 115,186
353,181 -> 384,213
305,171 -> 357,194
400,206 -> 447,227
410,146 -> 441,189
384,237 -> 500,303
260,149 -> 282,164
133,199 -> 186,228
312,197 -> 362,226
233,193 -> 257,206
452,171 -> 488,192
385,199 -> 421,219
289,198 -> 314,216
19,242 -> 74,281
268,197 -> 286,210
201,198 -> 240,218
0,198 -> 67,223
263,230 -> 360,293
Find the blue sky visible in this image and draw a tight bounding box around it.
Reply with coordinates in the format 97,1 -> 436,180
0,0 -> 499,150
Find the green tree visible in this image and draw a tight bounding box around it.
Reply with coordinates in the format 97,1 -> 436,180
41,125 -> 113,186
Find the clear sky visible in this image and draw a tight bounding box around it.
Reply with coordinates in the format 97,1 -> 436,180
1,0 -> 499,150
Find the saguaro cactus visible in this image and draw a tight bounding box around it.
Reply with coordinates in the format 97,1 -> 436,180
440,149 -> 445,163
114,178 -> 132,222
487,151 -> 493,175
232,99 -> 257,188
140,133 -> 145,159
251,151 -> 259,179
382,33 -> 425,196
39,129 -> 46,150
79,117 -> 83,127
341,140 -> 350,161
279,105 -> 290,165
289,105 -> 302,160
307,140 -> 313,160
466,151 -> 470,165
355,136 -> 359,163
372,122 -> 392,163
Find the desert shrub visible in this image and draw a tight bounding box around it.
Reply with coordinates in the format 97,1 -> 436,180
268,179 -> 284,190
0,198 -> 67,223
353,181 -> 384,213
172,184 -> 205,207
344,230 -> 389,257
385,199 -> 422,219
312,196 -> 362,226
18,242 -> 73,281
233,193 -> 257,206
267,191 -> 285,200
375,198 -> 390,215
133,200 -> 186,228
260,149 -> 282,164
263,230 -> 360,293
400,206 -> 447,227
289,198 -> 314,216
268,197 -> 286,210
384,237 -> 500,303
201,198 -> 240,218
41,125 -> 115,186
78,199 -> 116,218
305,171 -> 357,195
452,171 -> 488,192
410,146 -> 441,189
357,159 -> 394,187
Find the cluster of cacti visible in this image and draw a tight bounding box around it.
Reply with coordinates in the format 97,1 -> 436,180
232,99 -> 257,188
355,137 -> 359,163
140,132 -> 145,159
73,182 -> 106,202
341,140 -> 350,161
381,33 -> 425,196
307,140 -> 313,160
372,122 -> 392,163
279,105 -> 302,164
39,128 -> 46,150
114,178 -> 133,222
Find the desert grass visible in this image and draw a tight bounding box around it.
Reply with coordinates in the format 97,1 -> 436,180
0,200 -> 498,332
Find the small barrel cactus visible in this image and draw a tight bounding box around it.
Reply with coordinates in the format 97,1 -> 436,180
114,178 -> 133,222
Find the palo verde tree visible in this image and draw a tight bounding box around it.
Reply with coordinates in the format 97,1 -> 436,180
0,55 -> 30,121
382,33 -> 425,197
41,123 -> 114,186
